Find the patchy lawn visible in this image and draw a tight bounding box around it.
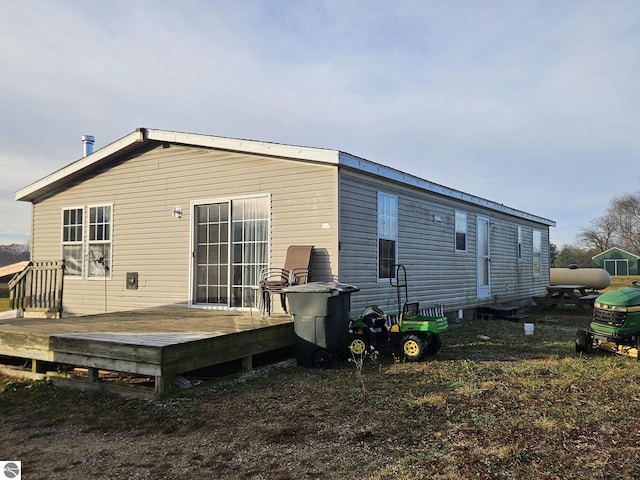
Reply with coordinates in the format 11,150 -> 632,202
2,306 -> 640,479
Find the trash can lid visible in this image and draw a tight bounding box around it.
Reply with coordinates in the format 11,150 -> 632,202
283,281 -> 359,294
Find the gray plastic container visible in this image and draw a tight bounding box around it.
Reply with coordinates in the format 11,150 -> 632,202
284,282 -> 359,368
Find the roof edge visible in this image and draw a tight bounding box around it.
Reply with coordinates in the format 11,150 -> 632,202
145,129 -> 340,163
338,152 -> 556,227
15,129 -> 146,202
592,246 -> 640,260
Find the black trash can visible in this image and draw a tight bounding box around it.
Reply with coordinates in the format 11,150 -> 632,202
284,282 -> 359,368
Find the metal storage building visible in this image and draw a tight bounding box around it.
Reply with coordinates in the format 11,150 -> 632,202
593,247 -> 640,276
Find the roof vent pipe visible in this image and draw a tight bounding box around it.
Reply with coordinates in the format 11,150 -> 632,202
82,135 -> 95,157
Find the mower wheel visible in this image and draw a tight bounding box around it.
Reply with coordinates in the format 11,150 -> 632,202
312,349 -> 333,369
575,329 -> 592,354
402,335 -> 425,362
425,334 -> 443,355
348,334 -> 369,358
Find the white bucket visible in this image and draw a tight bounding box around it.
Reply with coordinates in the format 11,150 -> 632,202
524,323 -> 534,335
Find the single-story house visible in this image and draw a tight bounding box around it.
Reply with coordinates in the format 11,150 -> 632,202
15,128 -> 555,317
593,247 -> 640,276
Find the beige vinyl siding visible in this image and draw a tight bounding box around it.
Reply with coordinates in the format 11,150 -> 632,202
32,144 -> 339,316
338,170 -> 550,314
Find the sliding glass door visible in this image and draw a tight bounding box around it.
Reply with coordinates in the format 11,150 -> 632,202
193,197 -> 268,308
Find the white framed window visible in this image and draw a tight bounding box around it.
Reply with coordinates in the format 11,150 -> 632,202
61,207 -> 84,277
87,204 -> 112,279
455,211 -> 467,251
533,229 -> 541,275
378,192 -> 397,280
517,226 -> 523,260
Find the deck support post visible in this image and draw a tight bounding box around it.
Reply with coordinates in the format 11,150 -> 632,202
87,367 -> 99,383
31,359 -> 46,374
155,373 -> 174,399
242,355 -> 253,371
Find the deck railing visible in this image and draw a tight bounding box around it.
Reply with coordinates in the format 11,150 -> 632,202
9,260 -> 65,317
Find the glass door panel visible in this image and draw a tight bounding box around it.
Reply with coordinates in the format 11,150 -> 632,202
194,202 -> 229,306
230,197 -> 269,308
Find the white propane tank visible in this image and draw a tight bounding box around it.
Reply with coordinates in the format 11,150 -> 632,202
550,267 -> 611,290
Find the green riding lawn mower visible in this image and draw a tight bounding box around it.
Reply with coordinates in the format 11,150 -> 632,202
576,281 -> 640,359
347,265 -> 448,361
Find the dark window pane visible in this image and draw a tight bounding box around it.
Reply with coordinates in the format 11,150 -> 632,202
208,286 -> 218,303
197,245 -> 207,264
197,266 -> 207,284
208,245 -> 219,264
210,205 -> 220,223
233,243 -> 242,264
197,286 -> 207,303
233,222 -> 242,242
197,225 -> 207,243
233,265 -> 242,284
219,286 -> 228,304
378,239 -> 396,279
231,287 -> 242,307
220,206 -> 229,222
220,223 -> 228,243
209,224 -> 219,243
197,205 -> 207,223
208,267 -> 219,285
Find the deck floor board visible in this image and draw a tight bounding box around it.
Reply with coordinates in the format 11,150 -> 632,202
0,307 -> 294,398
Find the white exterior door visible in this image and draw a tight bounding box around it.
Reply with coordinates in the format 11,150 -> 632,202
477,216 -> 491,299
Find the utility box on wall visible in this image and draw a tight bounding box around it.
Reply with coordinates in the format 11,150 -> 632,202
126,272 -> 139,290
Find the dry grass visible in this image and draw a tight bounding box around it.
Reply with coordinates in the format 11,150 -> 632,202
0,285 -> 9,311
3,305 -> 640,479
604,275 -> 640,292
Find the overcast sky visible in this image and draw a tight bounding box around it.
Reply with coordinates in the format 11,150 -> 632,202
1,0 -> 638,247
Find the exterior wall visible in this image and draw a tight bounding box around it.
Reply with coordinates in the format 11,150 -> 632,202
31,144 -> 339,316
338,170 -> 551,315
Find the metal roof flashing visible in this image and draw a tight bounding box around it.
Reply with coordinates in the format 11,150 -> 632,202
337,152 -> 555,227
145,129 -> 340,164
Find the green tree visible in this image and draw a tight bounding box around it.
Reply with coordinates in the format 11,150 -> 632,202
553,244 -> 595,268
549,243 -> 558,266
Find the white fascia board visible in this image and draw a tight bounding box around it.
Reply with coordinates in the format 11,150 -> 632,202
146,129 -> 340,164
338,152 -> 556,227
15,130 -> 145,202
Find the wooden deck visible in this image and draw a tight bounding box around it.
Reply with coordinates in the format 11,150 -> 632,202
0,308 -> 293,398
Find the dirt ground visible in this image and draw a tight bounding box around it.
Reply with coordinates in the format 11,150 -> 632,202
1,360 -> 399,480
4,308 -> 640,479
